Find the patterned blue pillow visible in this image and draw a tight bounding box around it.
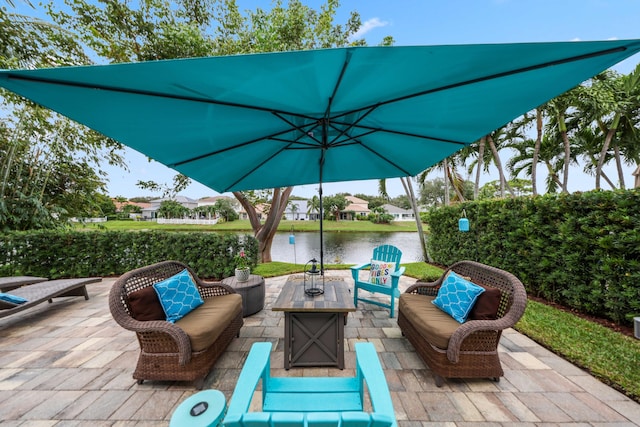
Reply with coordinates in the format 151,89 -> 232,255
153,269 -> 204,323
432,271 -> 485,323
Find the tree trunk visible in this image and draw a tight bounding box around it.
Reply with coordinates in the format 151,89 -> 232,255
561,130 -> 571,193
585,154 -> 617,189
233,187 -> 293,263
474,137 -> 485,199
532,108 -> 542,196
596,116 -> 619,189
447,165 -> 465,202
401,176 -> 430,262
601,170 -> 617,190
544,161 -> 563,190
487,134 -> 514,197
443,159 -> 450,205
614,144 -> 626,189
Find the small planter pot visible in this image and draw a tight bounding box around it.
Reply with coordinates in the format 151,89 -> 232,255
235,268 -> 250,282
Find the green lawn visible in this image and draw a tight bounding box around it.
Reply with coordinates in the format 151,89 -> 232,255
77,219 -> 418,232
253,261 -> 443,281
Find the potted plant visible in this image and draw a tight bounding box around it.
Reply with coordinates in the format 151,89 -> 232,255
234,250 -> 251,282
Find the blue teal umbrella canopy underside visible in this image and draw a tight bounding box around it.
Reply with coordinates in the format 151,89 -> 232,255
1,39 -> 639,192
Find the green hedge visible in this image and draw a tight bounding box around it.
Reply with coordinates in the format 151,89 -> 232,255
0,230 -> 258,280
425,189 -> 640,326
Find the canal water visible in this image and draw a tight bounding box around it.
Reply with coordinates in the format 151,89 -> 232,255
269,231 -> 425,264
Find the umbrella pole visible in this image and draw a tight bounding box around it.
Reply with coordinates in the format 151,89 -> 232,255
319,182 -> 324,274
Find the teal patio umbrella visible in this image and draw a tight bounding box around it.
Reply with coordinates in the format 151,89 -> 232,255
2,40 -> 639,268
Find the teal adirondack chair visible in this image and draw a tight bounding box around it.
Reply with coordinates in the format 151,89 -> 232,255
351,245 -> 405,318
171,342 -> 397,427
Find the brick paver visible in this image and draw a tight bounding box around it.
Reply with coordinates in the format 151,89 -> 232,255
0,272 -> 638,426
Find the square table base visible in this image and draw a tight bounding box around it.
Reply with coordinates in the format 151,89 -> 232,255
285,311 -> 347,369
272,276 -> 355,370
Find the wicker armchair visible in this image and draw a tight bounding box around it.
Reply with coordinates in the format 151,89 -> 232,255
109,260 -> 243,388
397,260 -> 527,386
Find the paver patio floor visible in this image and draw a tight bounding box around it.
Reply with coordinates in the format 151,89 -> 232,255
1,272 -> 639,426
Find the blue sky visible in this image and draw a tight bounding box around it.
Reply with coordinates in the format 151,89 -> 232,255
15,0 -> 640,199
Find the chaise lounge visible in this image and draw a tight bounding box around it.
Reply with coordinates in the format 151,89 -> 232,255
0,277 -> 101,319
0,276 -> 48,292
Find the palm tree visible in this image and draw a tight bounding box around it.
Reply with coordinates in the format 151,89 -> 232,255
307,195 -> 320,221
460,138 -> 489,198
544,90 -> 578,193
506,109 -> 543,196
531,107 -> 544,196
288,200 -> 299,220
572,127 -> 618,189
473,137 -> 485,199
486,127 -> 519,197
507,129 -> 570,194
379,176 -> 429,262
576,66 -> 640,189
417,154 -> 469,205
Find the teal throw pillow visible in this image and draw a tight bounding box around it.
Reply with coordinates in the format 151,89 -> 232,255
432,271 -> 485,323
0,292 -> 28,305
153,269 -> 204,323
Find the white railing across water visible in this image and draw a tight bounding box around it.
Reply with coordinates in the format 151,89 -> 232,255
157,218 -> 219,225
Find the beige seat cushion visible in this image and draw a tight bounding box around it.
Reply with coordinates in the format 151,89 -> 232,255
176,293 -> 242,352
399,293 -> 460,349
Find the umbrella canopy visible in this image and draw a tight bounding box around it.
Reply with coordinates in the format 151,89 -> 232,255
1,40 -> 640,194
2,40 -> 640,270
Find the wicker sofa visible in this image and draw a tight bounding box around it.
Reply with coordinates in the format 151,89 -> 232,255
109,260 -> 243,388
397,260 -> 527,387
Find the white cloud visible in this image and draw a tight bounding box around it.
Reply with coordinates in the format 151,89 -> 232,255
351,17 -> 389,40
571,36 -> 618,42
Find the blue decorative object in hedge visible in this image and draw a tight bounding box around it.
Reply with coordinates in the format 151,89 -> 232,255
153,269 -> 204,323
0,292 -> 28,305
432,271 -> 485,323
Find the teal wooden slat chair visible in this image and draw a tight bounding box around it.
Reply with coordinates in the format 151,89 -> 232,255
170,341 -> 396,427
229,341 -> 395,427
351,244 -> 405,318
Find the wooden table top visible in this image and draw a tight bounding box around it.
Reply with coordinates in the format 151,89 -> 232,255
272,275 -> 356,313
221,274 -> 264,289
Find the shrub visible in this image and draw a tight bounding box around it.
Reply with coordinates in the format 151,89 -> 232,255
425,189 -> 640,326
0,230 -> 258,280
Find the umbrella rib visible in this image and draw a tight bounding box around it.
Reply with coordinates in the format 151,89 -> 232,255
325,128 -> 378,148
223,144 -> 293,192
324,49 -> 354,120
358,143 -> 413,176
272,112 -> 323,146
270,136 -> 318,148
332,45 -> 629,119
326,104 -> 378,146
333,121 -> 468,146
171,127 -> 294,167
2,73 -> 318,121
